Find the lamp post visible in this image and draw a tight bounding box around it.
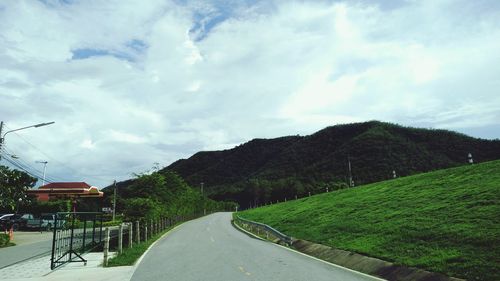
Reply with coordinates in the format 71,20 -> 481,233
0,121 -> 55,160
36,161 -> 48,186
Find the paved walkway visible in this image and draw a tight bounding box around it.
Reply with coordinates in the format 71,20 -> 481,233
0,252 -> 134,281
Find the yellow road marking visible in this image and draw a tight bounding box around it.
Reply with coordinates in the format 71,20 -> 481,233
238,266 -> 252,276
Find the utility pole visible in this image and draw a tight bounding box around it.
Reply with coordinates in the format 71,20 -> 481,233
113,180 -> 117,221
36,161 -> 48,186
0,121 -> 4,161
347,155 -> 353,187
200,182 -> 204,195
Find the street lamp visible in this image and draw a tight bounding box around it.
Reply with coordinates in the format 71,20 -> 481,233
0,121 -> 55,160
36,161 -> 48,186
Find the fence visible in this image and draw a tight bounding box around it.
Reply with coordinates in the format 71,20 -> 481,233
49,212 -> 201,269
234,215 -> 293,246
101,215 -> 196,266
50,212 -> 104,270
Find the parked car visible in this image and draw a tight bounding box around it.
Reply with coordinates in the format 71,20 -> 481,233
0,213 -> 33,231
26,214 -> 65,231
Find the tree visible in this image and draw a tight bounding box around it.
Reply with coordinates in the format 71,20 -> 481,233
0,165 -> 37,211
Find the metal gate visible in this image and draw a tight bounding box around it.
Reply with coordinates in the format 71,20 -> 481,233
50,212 -> 104,270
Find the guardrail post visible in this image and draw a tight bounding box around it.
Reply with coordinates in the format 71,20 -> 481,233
103,227 -> 110,266
135,221 -> 140,243
118,224 -> 123,254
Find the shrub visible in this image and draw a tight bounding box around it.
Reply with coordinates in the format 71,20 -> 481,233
0,233 -> 10,248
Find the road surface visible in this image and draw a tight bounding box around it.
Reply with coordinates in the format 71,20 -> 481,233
132,212 -> 380,281
0,232 -> 52,268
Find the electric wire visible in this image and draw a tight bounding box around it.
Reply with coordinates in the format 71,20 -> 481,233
1,152 -> 54,184
0,146 -> 68,183
0,149 -> 50,182
2,125 -> 110,183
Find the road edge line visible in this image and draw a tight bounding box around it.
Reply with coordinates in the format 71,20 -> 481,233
231,219 -> 385,281
133,214 -> 212,268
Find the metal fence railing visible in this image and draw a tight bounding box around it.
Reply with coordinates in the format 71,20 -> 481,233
49,212 -> 207,269
50,212 -> 104,270
234,215 -> 293,246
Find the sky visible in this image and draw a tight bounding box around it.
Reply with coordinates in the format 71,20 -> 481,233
0,0 -> 499,188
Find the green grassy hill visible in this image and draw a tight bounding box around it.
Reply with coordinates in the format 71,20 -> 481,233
239,160 -> 500,281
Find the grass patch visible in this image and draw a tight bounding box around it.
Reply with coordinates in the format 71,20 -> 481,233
0,242 -> 15,248
239,160 -> 500,281
105,225 -> 177,267
0,233 -> 15,248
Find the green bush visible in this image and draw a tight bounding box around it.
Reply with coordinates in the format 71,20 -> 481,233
0,233 -> 10,248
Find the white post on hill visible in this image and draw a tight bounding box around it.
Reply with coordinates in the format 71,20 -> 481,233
468,153 -> 473,164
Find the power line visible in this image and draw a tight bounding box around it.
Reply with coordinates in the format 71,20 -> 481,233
3,125 -> 109,183
1,153 -> 53,184
1,150 -> 49,181
1,146 -> 68,183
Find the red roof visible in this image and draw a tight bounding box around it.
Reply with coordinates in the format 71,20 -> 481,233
27,182 -> 103,199
39,182 -> 92,189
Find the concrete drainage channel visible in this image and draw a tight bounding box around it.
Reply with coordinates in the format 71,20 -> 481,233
232,215 -> 465,281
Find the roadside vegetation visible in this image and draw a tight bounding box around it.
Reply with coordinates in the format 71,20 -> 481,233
105,224 -> 176,267
238,160 -> 500,281
0,233 -> 14,248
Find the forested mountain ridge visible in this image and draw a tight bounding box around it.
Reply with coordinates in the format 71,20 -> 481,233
162,121 -> 500,208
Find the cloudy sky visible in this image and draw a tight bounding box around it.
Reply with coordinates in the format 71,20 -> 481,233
0,0 -> 499,187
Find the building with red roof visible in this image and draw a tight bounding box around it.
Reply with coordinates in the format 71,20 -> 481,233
27,182 -> 104,202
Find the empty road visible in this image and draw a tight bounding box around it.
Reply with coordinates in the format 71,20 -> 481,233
0,231 -> 52,268
131,212 -> 381,281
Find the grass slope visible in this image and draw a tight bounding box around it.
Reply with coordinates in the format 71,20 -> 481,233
239,160 -> 500,281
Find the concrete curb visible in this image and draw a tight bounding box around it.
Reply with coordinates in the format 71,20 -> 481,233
291,240 -> 465,281
132,223 -> 184,268
232,220 -> 384,281
233,218 -> 465,281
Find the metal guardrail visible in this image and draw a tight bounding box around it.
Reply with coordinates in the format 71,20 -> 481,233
234,215 -> 293,246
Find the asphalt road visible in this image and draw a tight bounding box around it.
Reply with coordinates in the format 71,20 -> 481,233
131,212 -> 381,281
0,232 -> 53,269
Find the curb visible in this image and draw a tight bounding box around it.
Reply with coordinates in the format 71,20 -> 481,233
133,214 -> 212,268
231,219 -> 384,281
132,223 -> 183,268
233,219 -> 465,281
292,240 -> 465,281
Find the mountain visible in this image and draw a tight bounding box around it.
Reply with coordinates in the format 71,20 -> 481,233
162,121 -> 500,208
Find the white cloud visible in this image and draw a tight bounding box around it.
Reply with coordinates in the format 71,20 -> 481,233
0,0 -> 499,187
